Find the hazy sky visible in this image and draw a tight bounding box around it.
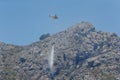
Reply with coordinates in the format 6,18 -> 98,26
0,0 -> 120,45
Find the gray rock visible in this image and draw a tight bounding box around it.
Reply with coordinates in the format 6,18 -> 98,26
0,21 -> 120,80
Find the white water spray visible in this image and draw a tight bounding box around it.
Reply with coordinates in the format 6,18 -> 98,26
49,44 -> 54,70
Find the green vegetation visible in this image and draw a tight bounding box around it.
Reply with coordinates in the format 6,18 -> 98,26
102,74 -> 116,80
39,33 -> 50,40
0,66 -> 17,80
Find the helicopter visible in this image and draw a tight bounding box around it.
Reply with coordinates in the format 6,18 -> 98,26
49,14 -> 58,19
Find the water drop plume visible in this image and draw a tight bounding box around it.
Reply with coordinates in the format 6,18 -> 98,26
49,44 -> 54,70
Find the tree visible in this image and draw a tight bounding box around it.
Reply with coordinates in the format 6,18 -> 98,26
39,33 -> 50,40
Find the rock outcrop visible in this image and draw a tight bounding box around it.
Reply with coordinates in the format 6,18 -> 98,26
0,22 -> 120,80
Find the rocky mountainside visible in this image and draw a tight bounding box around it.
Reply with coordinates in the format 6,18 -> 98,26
0,22 -> 120,80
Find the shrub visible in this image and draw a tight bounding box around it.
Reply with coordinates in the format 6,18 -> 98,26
102,74 -> 116,80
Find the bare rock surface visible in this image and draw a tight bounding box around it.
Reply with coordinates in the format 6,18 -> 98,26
0,22 -> 120,80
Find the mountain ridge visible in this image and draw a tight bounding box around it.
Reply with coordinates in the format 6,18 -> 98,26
0,21 -> 120,80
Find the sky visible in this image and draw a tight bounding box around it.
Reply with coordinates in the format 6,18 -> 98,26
0,0 -> 120,45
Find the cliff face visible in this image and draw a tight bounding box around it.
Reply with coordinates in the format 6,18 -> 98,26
0,22 -> 120,80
